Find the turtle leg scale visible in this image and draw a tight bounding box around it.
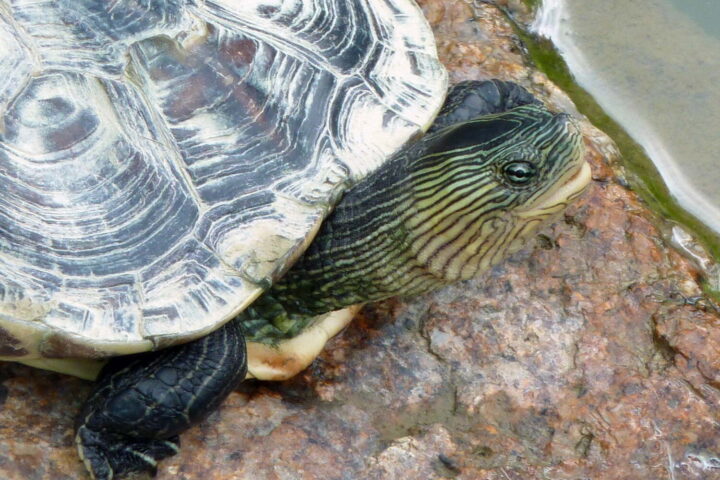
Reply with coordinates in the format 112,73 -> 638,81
75,319 -> 246,479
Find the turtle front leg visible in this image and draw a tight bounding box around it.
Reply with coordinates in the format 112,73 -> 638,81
75,319 -> 246,479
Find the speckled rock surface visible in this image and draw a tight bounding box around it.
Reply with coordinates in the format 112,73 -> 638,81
2,1 -> 720,479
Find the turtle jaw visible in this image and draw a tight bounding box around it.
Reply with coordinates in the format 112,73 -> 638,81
515,160 -> 591,219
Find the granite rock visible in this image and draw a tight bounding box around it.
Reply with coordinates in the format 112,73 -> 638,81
1,1 -> 719,479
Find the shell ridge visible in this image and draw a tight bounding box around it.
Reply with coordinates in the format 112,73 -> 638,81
112,54 -> 210,214
193,1 -> 350,78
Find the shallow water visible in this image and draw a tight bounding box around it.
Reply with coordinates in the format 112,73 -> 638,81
533,0 -> 720,235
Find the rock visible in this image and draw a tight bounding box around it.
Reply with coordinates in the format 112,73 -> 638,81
1,1 -> 719,479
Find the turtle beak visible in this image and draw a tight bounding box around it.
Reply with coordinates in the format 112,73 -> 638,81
515,113 -> 589,219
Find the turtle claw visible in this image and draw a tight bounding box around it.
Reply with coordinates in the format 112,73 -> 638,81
77,425 -> 179,479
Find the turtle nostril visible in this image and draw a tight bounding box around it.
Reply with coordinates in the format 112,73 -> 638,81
554,113 -> 580,136
554,112 -> 571,124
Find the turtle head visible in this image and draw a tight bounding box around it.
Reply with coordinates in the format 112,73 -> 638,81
406,104 -> 590,282
264,103 -> 589,311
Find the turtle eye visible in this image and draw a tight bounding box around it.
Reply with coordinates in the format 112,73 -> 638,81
502,161 -> 537,185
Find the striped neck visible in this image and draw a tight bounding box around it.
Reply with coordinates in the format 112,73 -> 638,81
267,154 -> 446,315
267,151 -> 513,314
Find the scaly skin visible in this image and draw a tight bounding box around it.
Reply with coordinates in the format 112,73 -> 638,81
76,321 -> 246,479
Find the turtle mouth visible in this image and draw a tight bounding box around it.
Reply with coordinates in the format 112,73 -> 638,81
515,161 -> 592,218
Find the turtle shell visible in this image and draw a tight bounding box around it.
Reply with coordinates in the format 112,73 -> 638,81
0,0 -> 447,359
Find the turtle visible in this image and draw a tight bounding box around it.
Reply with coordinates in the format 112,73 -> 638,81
0,0 -> 591,478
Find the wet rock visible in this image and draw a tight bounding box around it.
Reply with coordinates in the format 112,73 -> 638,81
1,1 -> 720,479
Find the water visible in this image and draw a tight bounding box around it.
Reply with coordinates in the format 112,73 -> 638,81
533,0 -> 720,235
670,0 -> 720,41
